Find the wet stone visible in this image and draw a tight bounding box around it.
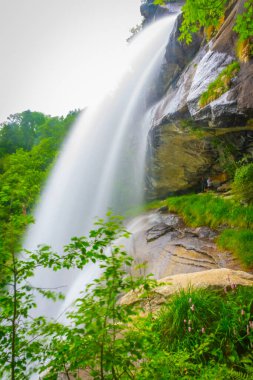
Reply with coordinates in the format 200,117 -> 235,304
158,205 -> 168,213
195,226 -> 217,239
146,222 -> 174,242
162,213 -> 181,227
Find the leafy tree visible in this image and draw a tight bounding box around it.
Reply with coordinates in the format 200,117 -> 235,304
0,213 -> 156,380
0,142 -> 57,269
153,0 -> 226,43
0,111 -> 46,157
0,110 -> 80,159
153,0 -> 253,45
39,216 -> 156,380
0,230 -> 62,380
0,110 -> 80,276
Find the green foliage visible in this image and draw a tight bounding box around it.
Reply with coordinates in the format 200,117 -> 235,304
0,143 -> 56,271
234,0 -> 253,42
218,229 -> 253,268
35,216 -> 157,380
135,287 -> 253,379
155,288 -> 221,352
0,111 -> 46,157
150,287 -> 253,371
179,0 -> 226,44
0,214 -> 149,379
153,0 -> 227,44
199,62 -> 240,108
166,193 -> 253,230
0,232 -> 63,379
0,110 -> 79,277
1,211 -> 253,379
233,163 -> 253,204
0,110 -> 79,159
153,0 -> 253,47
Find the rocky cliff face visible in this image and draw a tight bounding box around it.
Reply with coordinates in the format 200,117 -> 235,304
141,0 -> 253,198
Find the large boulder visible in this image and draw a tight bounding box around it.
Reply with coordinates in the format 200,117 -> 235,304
120,268 -> 253,311
125,211 -> 243,280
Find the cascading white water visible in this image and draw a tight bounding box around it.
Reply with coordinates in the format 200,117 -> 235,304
25,15 -> 177,318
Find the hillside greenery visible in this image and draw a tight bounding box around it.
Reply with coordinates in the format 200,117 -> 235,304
199,62 -> 240,108
0,110 -> 80,277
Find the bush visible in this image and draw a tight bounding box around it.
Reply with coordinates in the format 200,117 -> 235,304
233,163 -> 253,204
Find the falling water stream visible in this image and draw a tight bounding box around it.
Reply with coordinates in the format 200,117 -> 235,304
25,15 -> 177,319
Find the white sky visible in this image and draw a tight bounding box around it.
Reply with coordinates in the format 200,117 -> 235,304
0,0 -> 142,122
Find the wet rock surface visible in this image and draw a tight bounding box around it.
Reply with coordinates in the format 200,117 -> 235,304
140,0 -> 184,26
140,0 -> 171,25
146,122 -> 253,198
145,1 -> 253,197
126,211 -> 242,280
151,1 -> 253,128
146,222 -> 175,242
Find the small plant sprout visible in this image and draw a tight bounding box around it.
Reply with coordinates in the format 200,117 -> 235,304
190,304 -> 195,311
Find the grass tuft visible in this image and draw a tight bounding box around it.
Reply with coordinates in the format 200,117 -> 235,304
199,62 -> 240,108
166,193 -> 253,230
153,286 -> 253,365
218,229 -> 253,268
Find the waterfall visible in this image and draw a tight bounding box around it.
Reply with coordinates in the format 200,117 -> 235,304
25,15 -> 177,318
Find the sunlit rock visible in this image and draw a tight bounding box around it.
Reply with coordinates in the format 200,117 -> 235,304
120,268 -> 253,311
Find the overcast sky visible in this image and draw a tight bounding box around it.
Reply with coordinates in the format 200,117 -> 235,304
0,0 -> 142,122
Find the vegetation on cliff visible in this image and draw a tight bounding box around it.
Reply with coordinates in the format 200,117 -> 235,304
199,62 -> 240,108
233,163 -> 253,204
153,0 -> 253,58
234,0 -> 253,60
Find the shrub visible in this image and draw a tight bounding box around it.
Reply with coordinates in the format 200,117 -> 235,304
233,163 -> 253,204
